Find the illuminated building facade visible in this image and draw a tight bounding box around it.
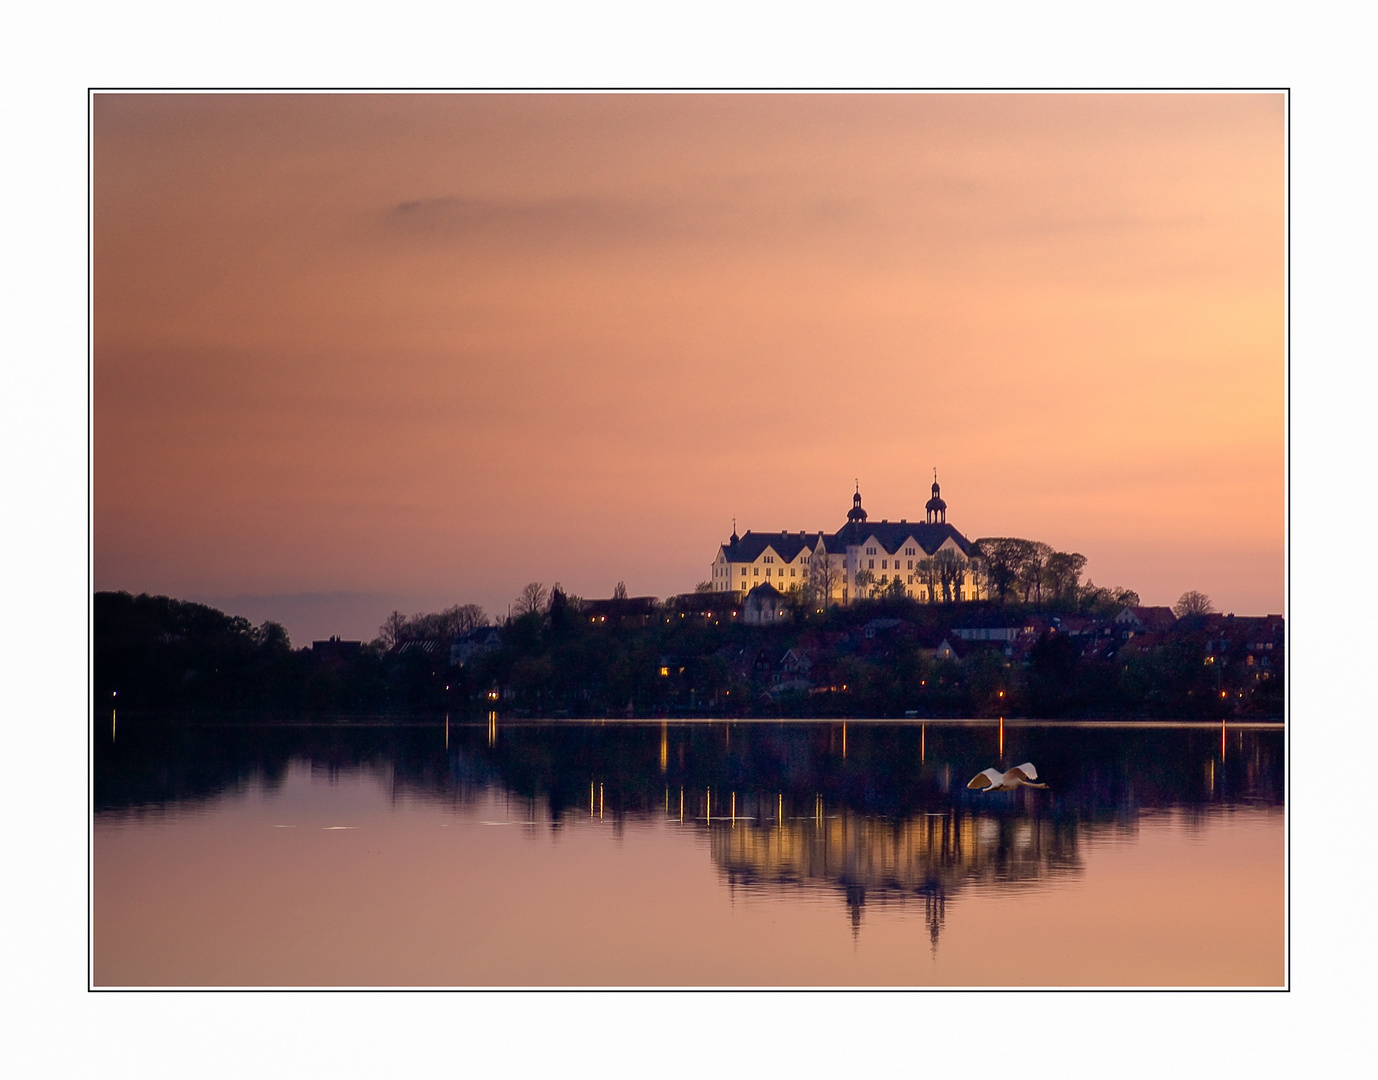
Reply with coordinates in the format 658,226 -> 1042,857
710,478 -> 983,604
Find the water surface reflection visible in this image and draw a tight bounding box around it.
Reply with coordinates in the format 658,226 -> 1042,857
95,718 -> 1283,985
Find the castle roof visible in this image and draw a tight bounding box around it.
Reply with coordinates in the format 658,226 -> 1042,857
720,521 -> 973,560
721,531 -> 828,562
827,521 -> 973,557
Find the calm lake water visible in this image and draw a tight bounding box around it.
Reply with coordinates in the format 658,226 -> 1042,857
93,717 -> 1284,987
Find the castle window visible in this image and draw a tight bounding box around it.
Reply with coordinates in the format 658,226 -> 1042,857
790,568 -> 796,576
741,568 -> 747,576
868,559 -> 874,569
754,568 -> 760,575
907,559 -> 913,569
908,575 -> 914,584
881,559 -> 888,569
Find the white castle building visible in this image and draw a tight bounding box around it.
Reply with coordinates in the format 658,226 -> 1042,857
709,478 -> 982,605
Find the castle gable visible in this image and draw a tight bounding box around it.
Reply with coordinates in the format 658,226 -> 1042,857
723,531 -> 825,563
841,521 -> 971,556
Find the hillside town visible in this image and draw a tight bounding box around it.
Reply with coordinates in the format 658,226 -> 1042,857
95,579 -> 1283,720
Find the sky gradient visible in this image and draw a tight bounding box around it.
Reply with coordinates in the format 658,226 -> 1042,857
94,93 -> 1284,643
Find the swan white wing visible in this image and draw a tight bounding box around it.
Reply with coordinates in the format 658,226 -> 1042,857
1012,762 -> 1038,781
967,768 -> 1003,790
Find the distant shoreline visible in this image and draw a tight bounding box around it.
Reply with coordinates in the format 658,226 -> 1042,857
97,711 -> 1284,729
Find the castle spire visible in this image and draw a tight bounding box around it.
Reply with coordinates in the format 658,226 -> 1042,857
926,470 -> 947,524
847,482 -> 867,527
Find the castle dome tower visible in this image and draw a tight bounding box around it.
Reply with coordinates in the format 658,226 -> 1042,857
841,481 -> 869,547
925,471 -> 947,525
847,482 -> 868,526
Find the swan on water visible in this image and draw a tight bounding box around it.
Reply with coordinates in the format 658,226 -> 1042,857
966,762 -> 1048,792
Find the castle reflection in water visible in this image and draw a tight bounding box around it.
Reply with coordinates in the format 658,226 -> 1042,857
96,717 -> 1283,948
706,800 -> 1082,949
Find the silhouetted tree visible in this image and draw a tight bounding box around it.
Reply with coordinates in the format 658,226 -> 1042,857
1174,590 -> 1215,617
1043,551 -> 1088,605
972,537 -> 1030,604
916,556 -> 940,602
1018,542 -> 1054,604
806,548 -> 840,609
379,604 -> 488,646
514,582 -> 549,616
379,610 -> 409,648
1078,580 -> 1142,618
255,620 -> 292,653
548,585 -> 570,634
934,549 -> 967,602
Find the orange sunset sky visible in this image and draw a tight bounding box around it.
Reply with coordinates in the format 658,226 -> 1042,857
94,93 -> 1284,643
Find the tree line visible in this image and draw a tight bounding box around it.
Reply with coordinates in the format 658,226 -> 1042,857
95,577 -> 1272,720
